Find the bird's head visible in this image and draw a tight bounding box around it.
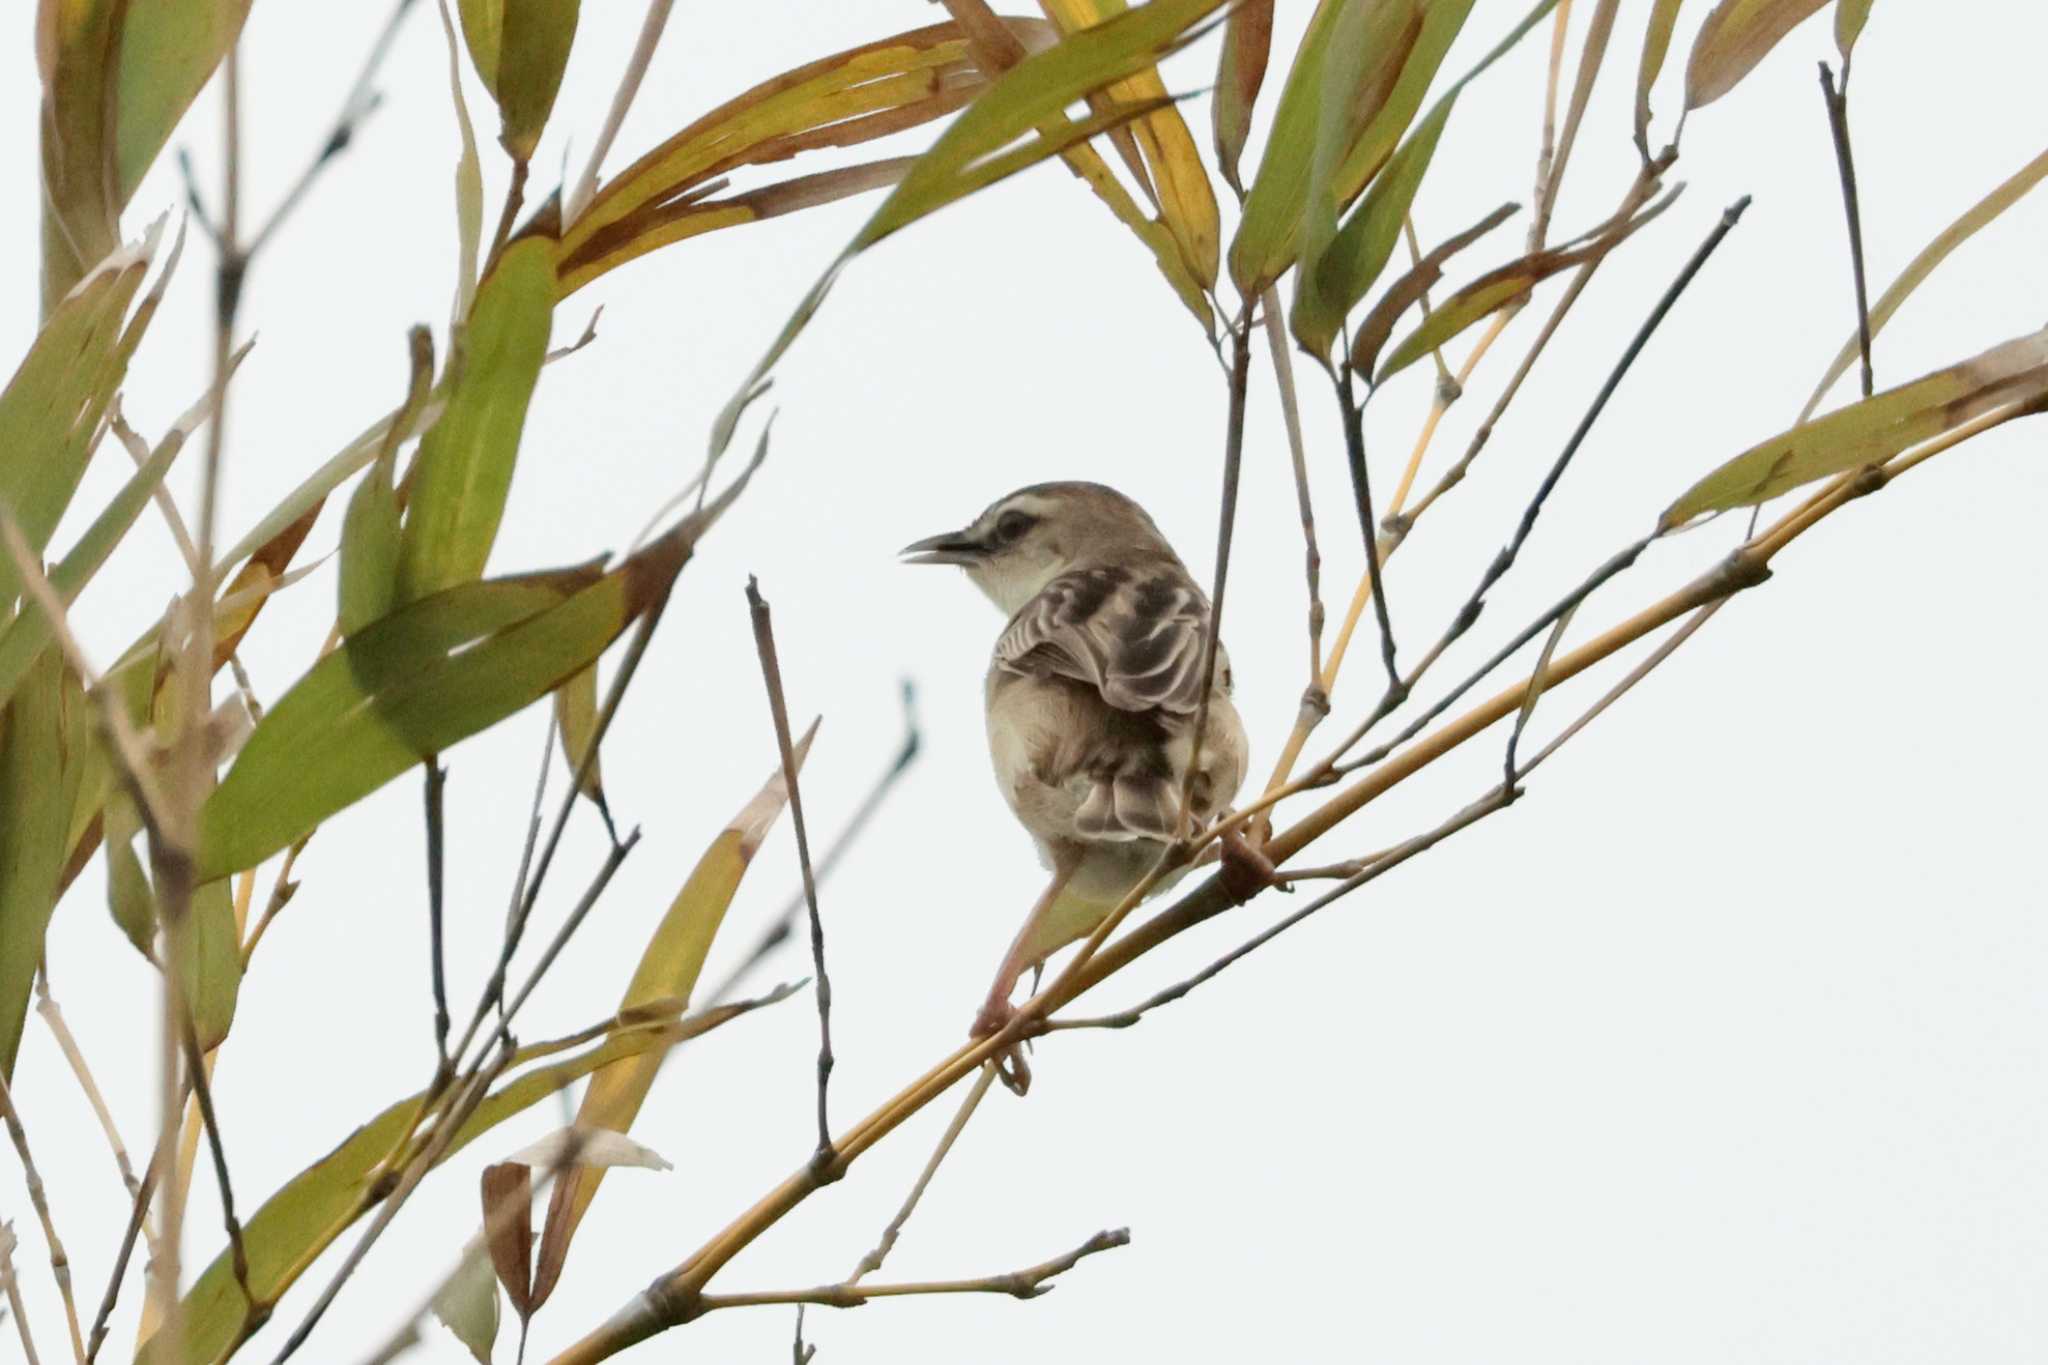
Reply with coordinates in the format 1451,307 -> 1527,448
900,481 -> 1170,616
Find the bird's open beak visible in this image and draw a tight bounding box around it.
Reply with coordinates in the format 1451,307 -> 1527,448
898,529 -> 984,566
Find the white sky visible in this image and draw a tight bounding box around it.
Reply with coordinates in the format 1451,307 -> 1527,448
3,2 -> 2046,1362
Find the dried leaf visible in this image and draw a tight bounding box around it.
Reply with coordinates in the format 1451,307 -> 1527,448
506,1126 -> 672,1172
1212,0 -> 1274,195
432,1239 -> 501,1365
479,1162 -> 534,1317
530,729 -> 815,1311
1684,0 -> 1828,110
1663,326 -> 2048,524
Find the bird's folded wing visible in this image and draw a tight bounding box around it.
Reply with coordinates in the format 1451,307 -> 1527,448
995,565 -> 1216,714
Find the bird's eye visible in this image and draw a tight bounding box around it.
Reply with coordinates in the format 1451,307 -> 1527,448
995,510 -> 1035,543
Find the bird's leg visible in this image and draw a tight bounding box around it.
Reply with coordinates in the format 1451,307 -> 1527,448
971,849 -> 1081,1096
1216,823 -> 1277,905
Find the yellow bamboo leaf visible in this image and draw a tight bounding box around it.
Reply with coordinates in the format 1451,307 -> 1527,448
1684,0 -> 1828,110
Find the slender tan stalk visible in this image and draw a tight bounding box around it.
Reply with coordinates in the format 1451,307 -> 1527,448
0,1072 -> 86,1362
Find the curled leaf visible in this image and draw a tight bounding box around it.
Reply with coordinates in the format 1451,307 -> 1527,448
1212,0 -> 1274,195
432,1238 -> 502,1364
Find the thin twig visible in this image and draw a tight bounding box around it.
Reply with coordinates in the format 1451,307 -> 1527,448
1818,62 -> 1875,399
688,1230 -> 1130,1317
1335,364 -> 1401,696
747,579 -> 836,1176
846,1064 -> 999,1284
83,1145 -> 160,1362
1047,790 -> 1514,1034
1527,0 -> 1575,249
0,1073 -> 85,1362
34,981 -> 143,1210
244,0 -> 420,259
1337,195 -> 1751,769
1261,287 -> 1324,690
1503,602 -> 1578,785
711,681 -> 921,1005
1,1223 -> 42,1365
1517,600 -> 1725,778
177,1024 -> 256,1325
1179,312 -> 1255,835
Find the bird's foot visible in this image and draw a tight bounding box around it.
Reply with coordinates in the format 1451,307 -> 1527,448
1217,826 -> 1278,904
970,998 -> 1035,1096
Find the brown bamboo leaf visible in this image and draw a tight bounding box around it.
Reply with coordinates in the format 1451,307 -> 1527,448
1684,0 -> 1828,110
1374,188 -> 1680,381
1347,201 -> 1518,376
1212,0 -> 1274,195
480,1162 -> 534,1319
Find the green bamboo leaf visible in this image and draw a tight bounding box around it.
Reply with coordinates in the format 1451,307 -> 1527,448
0,225 -> 166,605
198,560 -> 615,880
0,649 -> 86,1077
1375,188 -> 1677,381
1212,0 -> 1275,195
1293,0 -> 1557,359
553,662 -> 606,813
1684,0 -> 1828,110
712,0 -> 1227,460
338,468 -> 402,637
530,727 -> 814,1311
0,414 -> 183,711
397,238 -> 555,605
437,0 -> 487,318
1634,0 -> 1687,154
458,0 -> 581,162
1663,325 -> 2048,525
36,0 -> 248,306
114,1 -> 255,201
103,792 -> 156,961
1835,0 -> 1872,61
177,877 -> 242,1051
1799,146 -> 2048,423
1223,0 -> 1344,295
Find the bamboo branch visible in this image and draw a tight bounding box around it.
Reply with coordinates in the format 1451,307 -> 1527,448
0,1072 -> 85,1362
689,1230 -> 1129,1317
1818,62 -> 1875,398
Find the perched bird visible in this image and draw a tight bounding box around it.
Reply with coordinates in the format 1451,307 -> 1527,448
901,482 -> 1252,1076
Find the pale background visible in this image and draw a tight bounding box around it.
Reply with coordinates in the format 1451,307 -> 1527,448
2,2 -> 2045,1361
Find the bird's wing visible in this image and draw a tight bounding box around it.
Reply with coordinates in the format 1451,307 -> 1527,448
995,565 -> 1218,715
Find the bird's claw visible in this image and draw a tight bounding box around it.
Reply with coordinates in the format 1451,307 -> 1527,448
1218,827 -> 1278,904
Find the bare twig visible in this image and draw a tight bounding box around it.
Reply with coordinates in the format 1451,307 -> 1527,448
1179,312 -> 1256,835
846,1064 -> 999,1284
747,579 -> 836,1175
1334,365 -> 1401,696
1048,790 -> 1514,1035
245,0 -> 420,259
1503,603 -> 1578,785
1818,63 -> 1875,398
791,1306 -> 815,1364
712,681 -> 921,1005
0,1072 -> 84,1362
34,981 -> 143,1210
177,1025 -> 255,1325
1527,0 -> 1575,249
689,1230 -> 1130,1317
1,1223 -> 42,1365
1261,287 -> 1324,690
84,1135 -> 166,1361
1333,196 -> 1751,770
1517,599 -> 1726,778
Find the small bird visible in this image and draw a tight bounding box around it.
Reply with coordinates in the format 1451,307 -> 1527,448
902,482 -> 1252,1080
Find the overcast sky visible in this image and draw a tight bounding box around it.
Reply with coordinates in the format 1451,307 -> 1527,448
3,2 -> 2046,1362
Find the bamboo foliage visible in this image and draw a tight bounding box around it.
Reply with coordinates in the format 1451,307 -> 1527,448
2,1 -> 2043,1362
